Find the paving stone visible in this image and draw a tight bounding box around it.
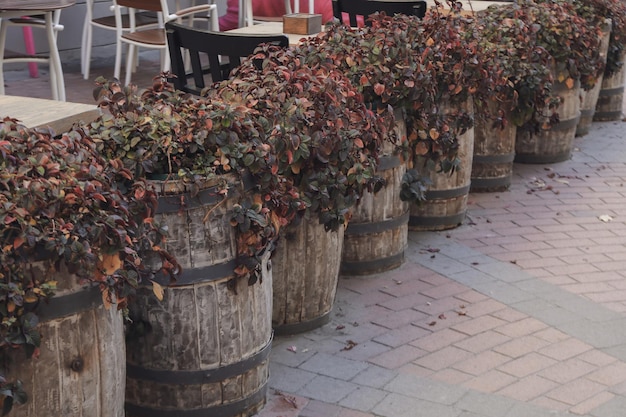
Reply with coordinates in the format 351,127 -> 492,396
496,375 -> 560,402
545,378 -> 607,406
411,328 -> 468,352
431,368 -> 474,385
538,338 -> 594,361
338,386 -> 387,412
494,335 -> 552,358
452,315 -> 509,336
371,393 -> 462,417
384,373 -> 468,405
414,345 -> 474,371
372,324 -> 431,348
454,330 -> 512,353
269,362 -> 318,393
536,358 -> 597,384
297,375 -> 358,404
299,353 -> 369,381
463,370 -> 518,393
495,317 -> 549,338
368,344 -> 427,370
589,394 -> 626,417
569,391 -> 615,416
497,352 -> 558,378
350,365 -> 397,389
454,391 -> 515,417
453,351 -> 511,376
298,399 -> 342,417
370,309 -> 430,330
586,362 -> 626,386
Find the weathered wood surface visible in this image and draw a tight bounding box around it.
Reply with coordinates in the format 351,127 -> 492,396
516,78 -> 581,163
125,176 -> 273,417
6,264 -> 125,417
594,51 -> 626,122
471,100 -> 516,192
577,19 -> 612,136
272,214 -> 344,334
0,96 -> 100,135
341,110 -> 408,275
409,98 -> 474,231
149,175 -> 239,271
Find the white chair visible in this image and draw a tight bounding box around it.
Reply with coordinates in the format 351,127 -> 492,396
114,0 -> 219,86
81,0 -> 159,81
0,10 -> 65,100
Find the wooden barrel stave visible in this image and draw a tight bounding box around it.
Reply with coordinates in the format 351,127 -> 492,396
409,98 -> 474,231
341,152 -> 409,275
515,78 -> 580,163
272,215 -> 344,335
7,271 -> 125,417
577,19 -> 612,135
471,99 -> 517,192
594,51 -> 626,122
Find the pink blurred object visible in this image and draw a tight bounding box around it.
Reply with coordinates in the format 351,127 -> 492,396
22,24 -> 39,78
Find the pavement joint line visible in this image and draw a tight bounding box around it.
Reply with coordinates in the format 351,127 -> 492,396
407,231 -> 626,359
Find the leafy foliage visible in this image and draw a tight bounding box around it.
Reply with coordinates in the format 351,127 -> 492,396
0,118 -> 169,413
519,0 -> 604,89
474,3 -> 555,129
569,0 -> 626,77
476,0 -> 603,135
211,45 -> 386,231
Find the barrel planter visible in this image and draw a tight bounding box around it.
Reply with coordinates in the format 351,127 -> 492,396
515,77 -> 581,163
5,264 -> 125,417
471,100 -> 517,192
272,212 -> 344,335
125,174 -> 273,417
594,51 -> 626,122
577,19 -> 612,136
341,108 -> 408,275
409,97 -> 474,231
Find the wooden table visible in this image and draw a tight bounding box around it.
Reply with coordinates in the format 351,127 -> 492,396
0,96 -> 101,134
0,0 -> 76,101
424,0 -> 512,15
227,21 -> 322,46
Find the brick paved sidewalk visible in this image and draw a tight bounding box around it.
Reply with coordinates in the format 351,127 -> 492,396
259,121 -> 626,417
5,58 -> 626,417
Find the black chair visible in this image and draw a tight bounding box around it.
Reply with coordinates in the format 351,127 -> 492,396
332,0 -> 427,27
165,21 -> 289,95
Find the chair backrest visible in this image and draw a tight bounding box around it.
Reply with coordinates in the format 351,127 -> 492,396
165,21 -> 289,95
332,0 -> 427,27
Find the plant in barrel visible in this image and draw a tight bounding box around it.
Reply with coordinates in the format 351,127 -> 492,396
209,43 -> 388,330
86,75 -> 289,416
0,117 -> 169,415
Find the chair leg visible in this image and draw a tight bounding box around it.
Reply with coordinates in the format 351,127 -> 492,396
125,44 -> 135,86
114,37 -> 123,80
0,19 -> 7,96
161,48 -> 170,74
82,22 -> 93,80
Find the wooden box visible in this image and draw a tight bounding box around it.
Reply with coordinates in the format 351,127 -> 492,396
283,13 -> 322,35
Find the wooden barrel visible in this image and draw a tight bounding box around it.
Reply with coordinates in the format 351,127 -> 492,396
594,51 -> 626,121
125,174 -> 273,417
577,19 -> 612,136
515,78 -> 581,163
6,264 -> 125,417
471,100 -> 516,192
409,97 -> 474,231
272,213 -> 344,335
341,109 -> 408,275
